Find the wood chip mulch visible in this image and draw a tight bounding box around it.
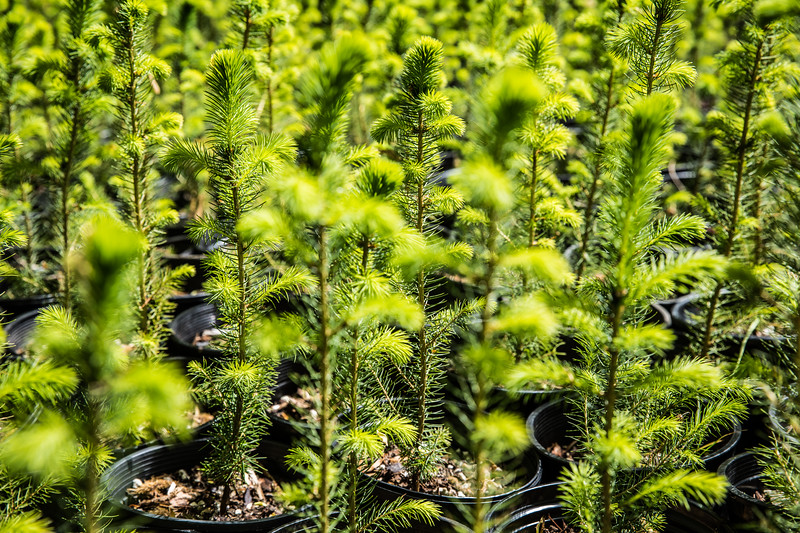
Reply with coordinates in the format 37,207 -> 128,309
126,466 -> 287,521
547,440 -> 580,461
363,445 -> 508,498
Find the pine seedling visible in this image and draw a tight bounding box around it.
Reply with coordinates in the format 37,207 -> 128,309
0,201 -> 58,533
608,0 -> 697,97
334,158 -> 443,532
243,38 -> 440,533
515,23 -> 580,250
577,0 -> 697,279
696,0 -> 798,358
371,36 -> 479,491
42,0 -> 104,310
162,48 -> 300,516
449,68 -> 571,533
227,0 -> 292,133
516,94 -> 742,533
583,93 -> 730,533
0,7 -> 54,295
0,218 -> 191,533
572,0 -> 629,280
99,0 -> 190,359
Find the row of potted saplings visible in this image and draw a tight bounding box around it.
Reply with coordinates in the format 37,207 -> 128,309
0,265 -> 781,532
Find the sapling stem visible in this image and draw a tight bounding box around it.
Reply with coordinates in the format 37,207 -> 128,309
348,327 -> 360,533
361,234 -> 369,274
701,39 -> 764,359
267,24 -> 274,133
601,290 -> 625,533
241,6 -> 252,50
645,13 -> 665,96
793,314 -> 800,375
528,151 -> 538,247
218,182 -> 248,516
60,104 -> 81,309
472,209 -> 498,533
233,183 -> 247,363
83,399 -> 101,533
413,109 -> 428,492
575,9 -> 624,281
318,224 -> 332,533
123,30 -> 150,338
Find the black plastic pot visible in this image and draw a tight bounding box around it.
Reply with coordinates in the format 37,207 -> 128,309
486,336 -> 583,416
737,399 -> 771,449
168,297 -> 309,364
0,293 -> 55,320
527,400 -> 742,482
671,292 -> 792,360
489,482 -> 732,532
717,452 -> 772,522
270,514 -> 468,533
265,365 -> 314,446
363,401 -> 543,521
169,291 -> 210,317
767,399 -> 800,446
164,250 -> 211,294
3,308 -> 40,358
167,303 -> 223,363
102,438 -> 300,532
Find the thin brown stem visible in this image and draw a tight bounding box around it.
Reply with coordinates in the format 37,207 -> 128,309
645,12 -> 665,95
242,7 -> 252,50
701,39 -> 764,359
528,151 -> 538,248
576,65 -> 617,281
413,109 -> 428,492
318,225 -> 332,533
83,400 -> 101,533
601,290 -> 625,533
472,210 -> 498,533
266,25 -> 274,133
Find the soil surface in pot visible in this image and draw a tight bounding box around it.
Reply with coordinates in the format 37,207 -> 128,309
364,445 -> 511,497
192,326 -> 226,350
269,387 -> 320,423
126,465 -> 288,521
186,406 -> 214,429
547,440 -> 580,461
536,519 -> 579,533
546,419 -> 734,467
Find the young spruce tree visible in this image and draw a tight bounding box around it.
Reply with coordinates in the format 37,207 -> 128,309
45,0 -> 104,309
243,38 -> 439,533
1,218 -> 191,533
518,94 -> 743,533
697,0 -> 797,358
371,36 -> 477,491
576,0 -> 695,278
100,0 -> 190,358
163,49 -> 302,516
515,23 -> 580,250
450,67 -> 573,533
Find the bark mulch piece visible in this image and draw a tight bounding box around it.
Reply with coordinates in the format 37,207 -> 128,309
534,518 -> 580,533
363,445 -> 511,498
269,387 -> 320,423
547,440 -> 580,461
126,465 -> 287,521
